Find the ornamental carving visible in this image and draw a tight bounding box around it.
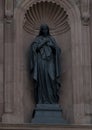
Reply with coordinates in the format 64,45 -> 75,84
5,0 -> 14,18
81,0 -> 90,26
23,1 -> 70,35
5,0 -> 14,23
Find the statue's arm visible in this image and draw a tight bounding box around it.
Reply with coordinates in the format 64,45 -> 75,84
31,40 -> 45,53
47,37 -> 56,48
37,39 -> 48,49
47,41 -> 56,48
31,42 -> 38,54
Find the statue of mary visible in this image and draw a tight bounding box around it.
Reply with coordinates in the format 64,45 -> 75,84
30,24 -> 61,104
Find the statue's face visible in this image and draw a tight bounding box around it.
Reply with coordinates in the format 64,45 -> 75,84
41,25 -> 48,36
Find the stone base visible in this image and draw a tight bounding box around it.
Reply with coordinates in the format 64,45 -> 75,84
31,104 -> 67,124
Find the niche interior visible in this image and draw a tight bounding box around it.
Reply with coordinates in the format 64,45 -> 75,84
22,1 -> 73,123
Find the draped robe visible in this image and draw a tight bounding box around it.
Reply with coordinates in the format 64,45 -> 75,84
30,35 -> 61,104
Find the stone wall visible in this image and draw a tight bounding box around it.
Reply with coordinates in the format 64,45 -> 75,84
0,0 -> 92,124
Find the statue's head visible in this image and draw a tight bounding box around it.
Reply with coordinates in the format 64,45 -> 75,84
38,24 -> 50,37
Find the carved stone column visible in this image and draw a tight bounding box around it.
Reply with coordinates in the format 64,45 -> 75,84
2,0 -> 14,123
81,0 -> 92,123
0,0 -> 4,121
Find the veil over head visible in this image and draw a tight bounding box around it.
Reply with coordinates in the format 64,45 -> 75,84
38,24 -> 50,36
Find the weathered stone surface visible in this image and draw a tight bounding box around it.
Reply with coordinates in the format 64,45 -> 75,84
0,124 -> 92,130
0,0 -> 92,125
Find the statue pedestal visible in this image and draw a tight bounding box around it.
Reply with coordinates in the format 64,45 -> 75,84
31,104 -> 67,124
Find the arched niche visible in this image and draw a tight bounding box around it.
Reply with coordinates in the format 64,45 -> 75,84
23,1 -> 72,122
11,0 -> 82,123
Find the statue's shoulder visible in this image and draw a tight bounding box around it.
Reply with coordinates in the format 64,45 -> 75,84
31,36 -> 39,46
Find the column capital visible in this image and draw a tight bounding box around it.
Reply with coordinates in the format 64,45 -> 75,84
5,0 -> 14,18
81,0 -> 90,26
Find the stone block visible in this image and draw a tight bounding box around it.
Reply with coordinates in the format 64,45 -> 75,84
31,104 -> 67,124
0,124 -> 92,130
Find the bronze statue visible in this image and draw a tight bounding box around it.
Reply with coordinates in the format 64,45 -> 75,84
30,24 -> 61,104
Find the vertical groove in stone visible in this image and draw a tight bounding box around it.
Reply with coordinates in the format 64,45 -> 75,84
3,0 -> 14,115
4,20 -> 14,113
0,0 -> 4,120
70,9 -> 85,123
70,0 -> 92,123
81,0 -> 92,121
71,19 -> 83,103
82,25 -> 92,114
13,9 -> 24,122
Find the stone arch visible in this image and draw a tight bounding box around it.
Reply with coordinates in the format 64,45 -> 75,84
12,0 -> 83,123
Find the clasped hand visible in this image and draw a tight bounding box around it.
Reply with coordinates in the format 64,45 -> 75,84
36,39 -> 56,53
36,39 -> 49,52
